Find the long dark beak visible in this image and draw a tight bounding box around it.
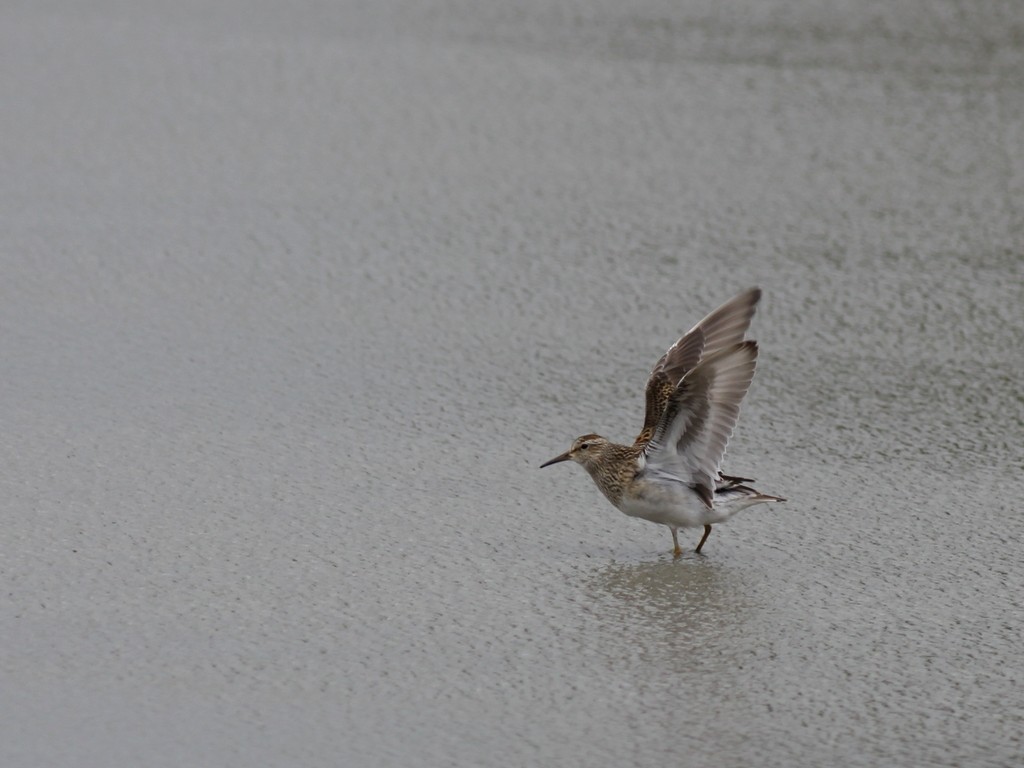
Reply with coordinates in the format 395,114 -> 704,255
540,451 -> 571,468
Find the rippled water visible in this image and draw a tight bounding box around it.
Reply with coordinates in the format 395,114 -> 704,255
2,1 -> 1022,766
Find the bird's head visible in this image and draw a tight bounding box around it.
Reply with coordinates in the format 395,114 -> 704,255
539,434 -> 613,472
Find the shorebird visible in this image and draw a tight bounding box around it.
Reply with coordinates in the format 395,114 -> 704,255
541,288 -> 784,556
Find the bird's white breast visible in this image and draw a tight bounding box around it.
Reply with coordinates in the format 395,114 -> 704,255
618,476 -> 717,528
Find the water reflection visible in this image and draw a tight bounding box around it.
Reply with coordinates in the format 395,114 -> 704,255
584,557 -> 756,675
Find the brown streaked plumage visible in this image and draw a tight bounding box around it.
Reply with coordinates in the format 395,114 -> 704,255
634,287 -> 761,447
541,288 -> 784,557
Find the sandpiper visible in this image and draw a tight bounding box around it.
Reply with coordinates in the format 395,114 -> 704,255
541,288 -> 784,556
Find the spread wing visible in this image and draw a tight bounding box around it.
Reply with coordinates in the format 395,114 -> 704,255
642,341 -> 758,507
634,288 -> 761,447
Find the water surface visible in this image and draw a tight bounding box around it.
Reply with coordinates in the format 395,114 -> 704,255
2,1 -> 1021,766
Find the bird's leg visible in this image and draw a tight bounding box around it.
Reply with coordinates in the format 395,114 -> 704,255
671,527 -> 682,558
695,524 -> 712,554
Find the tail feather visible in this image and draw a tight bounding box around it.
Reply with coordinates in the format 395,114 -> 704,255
715,483 -> 785,502
715,471 -> 784,504
718,471 -> 755,485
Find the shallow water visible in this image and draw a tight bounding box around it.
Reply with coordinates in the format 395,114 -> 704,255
2,1 -> 1022,766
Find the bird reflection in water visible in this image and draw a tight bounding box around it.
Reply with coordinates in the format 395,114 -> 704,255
585,559 -> 757,676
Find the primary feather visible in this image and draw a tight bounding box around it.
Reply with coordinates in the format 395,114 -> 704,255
634,287 -> 761,446
643,341 -> 758,507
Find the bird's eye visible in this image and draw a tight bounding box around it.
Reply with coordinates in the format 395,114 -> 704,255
580,443 -> 589,450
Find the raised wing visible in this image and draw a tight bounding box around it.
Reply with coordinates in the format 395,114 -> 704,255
643,341 -> 758,507
634,288 -> 761,446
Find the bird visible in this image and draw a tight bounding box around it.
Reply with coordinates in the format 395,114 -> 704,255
540,288 -> 784,557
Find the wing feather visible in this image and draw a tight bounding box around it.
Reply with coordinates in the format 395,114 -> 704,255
634,288 -> 761,446
643,341 -> 758,506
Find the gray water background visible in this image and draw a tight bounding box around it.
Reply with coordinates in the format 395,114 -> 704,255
2,1 -> 1022,765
